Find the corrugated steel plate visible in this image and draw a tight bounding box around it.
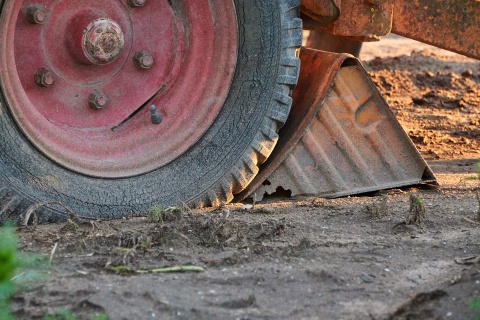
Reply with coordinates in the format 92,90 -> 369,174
238,48 -> 436,201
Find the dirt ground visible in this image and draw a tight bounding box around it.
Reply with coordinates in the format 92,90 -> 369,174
9,35 -> 480,320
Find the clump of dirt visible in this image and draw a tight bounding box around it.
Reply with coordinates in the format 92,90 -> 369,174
365,50 -> 480,160
389,264 -> 480,320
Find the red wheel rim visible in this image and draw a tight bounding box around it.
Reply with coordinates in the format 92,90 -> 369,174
0,0 -> 237,178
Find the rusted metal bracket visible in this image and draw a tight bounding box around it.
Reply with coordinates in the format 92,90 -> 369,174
237,48 -> 436,202
301,0 -> 340,24
302,0 -> 480,59
302,0 -> 394,41
391,0 -> 480,60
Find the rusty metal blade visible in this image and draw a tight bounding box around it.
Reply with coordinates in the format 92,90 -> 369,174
237,48 -> 436,201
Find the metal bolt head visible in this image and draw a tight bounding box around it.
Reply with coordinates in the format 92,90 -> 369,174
133,51 -> 154,69
150,105 -> 162,124
127,0 -> 146,7
88,90 -> 108,109
34,68 -> 55,88
26,6 -> 47,24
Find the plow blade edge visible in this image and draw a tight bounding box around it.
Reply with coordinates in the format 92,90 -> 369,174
238,48 -> 436,201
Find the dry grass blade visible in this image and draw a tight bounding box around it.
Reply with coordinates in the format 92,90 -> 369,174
176,200 -> 192,214
110,265 -> 204,274
476,190 -> 480,221
49,242 -> 58,265
23,201 -> 88,226
367,196 -> 389,219
462,217 -> 480,226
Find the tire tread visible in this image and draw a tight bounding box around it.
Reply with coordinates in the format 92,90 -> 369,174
191,0 -> 301,207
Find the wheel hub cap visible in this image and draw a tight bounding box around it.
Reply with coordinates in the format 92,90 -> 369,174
83,19 -> 125,65
0,0 -> 238,178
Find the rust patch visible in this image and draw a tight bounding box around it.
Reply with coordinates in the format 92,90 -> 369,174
392,0 -> 480,60
301,0 -> 340,24
83,19 -> 125,64
302,0 -> 393,39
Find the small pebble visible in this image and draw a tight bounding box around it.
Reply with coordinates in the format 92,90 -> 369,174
261,207 -> 275,213
361,275 -> 375,283
461,70 -> 473,77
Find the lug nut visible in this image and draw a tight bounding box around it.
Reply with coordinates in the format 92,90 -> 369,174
26,6 -> 47,24
34,68 -> 55,88
150,105 -> 162,124
127,0 -> 147,7
88,90 -> 108,109
133,51 -> 154,69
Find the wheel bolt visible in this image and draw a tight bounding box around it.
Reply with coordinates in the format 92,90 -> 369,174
26,6 -> 47,24
150,105 -> 162,124
127,0 -> 146,7
88,90 -> 108,109
133,51 -> 154,69
34,68 -> 55,88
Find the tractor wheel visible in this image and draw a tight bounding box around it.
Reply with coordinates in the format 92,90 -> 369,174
0,0 -> 302,223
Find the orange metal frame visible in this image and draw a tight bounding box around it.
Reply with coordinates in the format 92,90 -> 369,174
302,0 -> 480,60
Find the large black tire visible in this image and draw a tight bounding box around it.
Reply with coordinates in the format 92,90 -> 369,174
0,0 -> 302,223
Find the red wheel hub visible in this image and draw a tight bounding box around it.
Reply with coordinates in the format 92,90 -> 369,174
0,0 -> 238,177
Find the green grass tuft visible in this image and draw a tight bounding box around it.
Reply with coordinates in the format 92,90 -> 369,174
470,298 -> 480,320
0,224 -> 20,320
43,309 -> 109,320
463,162 -> 480,182
147,206 -> 182,224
